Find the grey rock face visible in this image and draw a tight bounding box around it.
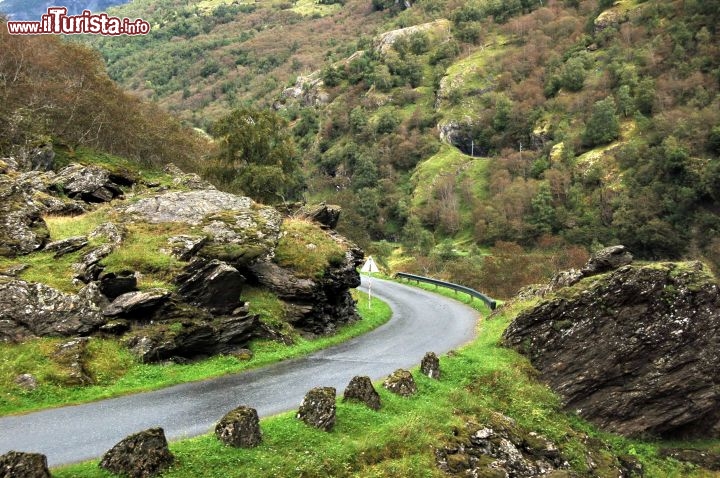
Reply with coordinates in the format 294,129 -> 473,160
44,235 -> 88,258
99,428 -> 174,478
175,259 -> 244,316
125,314 -> 260,363
581,245 -> 633,276
300,203 -> 341,229
165,235 -> 206,261
343,376 -> 381,410
0,451 -> 51,478
383,369 -> 417,397
104,290 -> 172,319
297,387 -> 336,431
73,243 -> 115,283
0,279 -> 106,341
215,406 -> 262,448
503,261 -> 720,438
56,163 -> 125,203
0,176 -> 49,256
88,222 -> 125,245
420,351 -> 441,379
124,190 -> 253,225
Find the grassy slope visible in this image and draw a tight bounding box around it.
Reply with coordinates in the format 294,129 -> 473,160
0,290 -> 390,416
54,294 -> 718,478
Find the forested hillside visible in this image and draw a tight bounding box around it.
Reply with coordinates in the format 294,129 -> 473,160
88,0 -> 720,296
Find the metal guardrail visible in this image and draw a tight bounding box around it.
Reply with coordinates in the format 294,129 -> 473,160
394,272 -> 497,310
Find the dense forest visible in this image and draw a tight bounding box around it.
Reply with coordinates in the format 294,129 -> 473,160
4,0 -> 720,298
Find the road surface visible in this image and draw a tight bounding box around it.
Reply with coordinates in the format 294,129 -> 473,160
0,276 -> 479,466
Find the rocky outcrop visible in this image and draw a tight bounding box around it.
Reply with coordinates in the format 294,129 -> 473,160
124,314 -> 260,363
55,163 -> 126,203
281,74 -> 330,107
99,271 -> 138,300
343,375 -> 381,410
99,428 -> 174,478
297,387 -> 336,431
103,290 -> 172,319
44,235 -> 88,258
215,406 -> 262,448
383,369 -> 417,397
52,337 -> 93,385
300,203 -> 342,230
0,451 -> 51,478
0,278 -> 106,341
436,414 -> 570,477
0,176 -> 50,256
373,19 -> 451,54
503,258 -> 720,439
175,259 -> 245,315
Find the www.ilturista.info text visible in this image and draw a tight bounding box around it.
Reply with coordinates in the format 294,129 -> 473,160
6,7 -> 150,36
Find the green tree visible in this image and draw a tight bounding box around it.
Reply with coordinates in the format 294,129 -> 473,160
211,107 -> 304,204
560,57 -> 586,92
582,97 -> 620,147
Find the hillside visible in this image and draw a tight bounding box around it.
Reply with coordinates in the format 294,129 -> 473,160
88,0 -> 720,299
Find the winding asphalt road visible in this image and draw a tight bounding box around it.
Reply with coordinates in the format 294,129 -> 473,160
0,276 -> 478,467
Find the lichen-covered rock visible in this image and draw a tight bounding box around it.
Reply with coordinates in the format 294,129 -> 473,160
436,415 -> 570,477
44,235 -> 88,258
55,163 -> 124,203
215,406 -> 262,448
175,259 -> 244,315
0,278 -> 106,341
14,373 -> 38,390
124,190 -> 251,225
73,243 -> 115,283
281,74 -> 329,107
420,351 -> 441,379
163,163 -> 216,190
581,245 -> 633,277
383,369 -> 417,397
0,451 -> 51,478
503,260 -> 720,438
103,289 -> 172,319
0,176 -> 50,256
343,376 -> 381,410
99,427 -> 174,478
297,387 -> 336,431
124,314 -> 261,362
165,235 -> 206,261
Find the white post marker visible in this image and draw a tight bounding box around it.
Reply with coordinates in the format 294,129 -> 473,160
360,256 -> 379,308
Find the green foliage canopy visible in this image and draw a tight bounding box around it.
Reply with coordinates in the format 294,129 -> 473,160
211,107 -> 304,204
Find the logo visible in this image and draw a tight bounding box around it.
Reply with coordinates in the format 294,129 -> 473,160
6,7 -> 150,36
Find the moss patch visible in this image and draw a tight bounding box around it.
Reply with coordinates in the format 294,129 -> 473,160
274,218 -> 347,279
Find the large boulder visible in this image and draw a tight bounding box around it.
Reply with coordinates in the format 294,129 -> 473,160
125,313 -> 261,362
503,261 -> 720,439
0,451 -> 51,478
215,406 -> 262,448
175,259 -> 245,316
99,428 -> 174,478
55,163 -> 125,203
0,279 -> 106,341
123,190 -> 282,266
103,289 -> 172,320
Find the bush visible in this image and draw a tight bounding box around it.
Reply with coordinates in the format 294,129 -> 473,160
582,97 -> 620,147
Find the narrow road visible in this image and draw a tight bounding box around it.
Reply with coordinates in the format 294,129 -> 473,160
0,277 -> 479,467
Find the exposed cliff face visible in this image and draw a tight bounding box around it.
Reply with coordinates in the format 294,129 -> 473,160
0,157 -> 363,361
503,249 -> 720,439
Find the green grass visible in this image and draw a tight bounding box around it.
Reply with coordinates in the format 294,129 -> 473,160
290,0 -> 343,17
274,218 -> 347,279
45,208 -> 111,242
53,298 -> 713,478
410,145 -> 470,208
0,250 -> 84,292
0,291 -> 390,417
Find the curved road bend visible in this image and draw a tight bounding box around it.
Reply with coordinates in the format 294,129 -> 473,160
0,276 -> 479,467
